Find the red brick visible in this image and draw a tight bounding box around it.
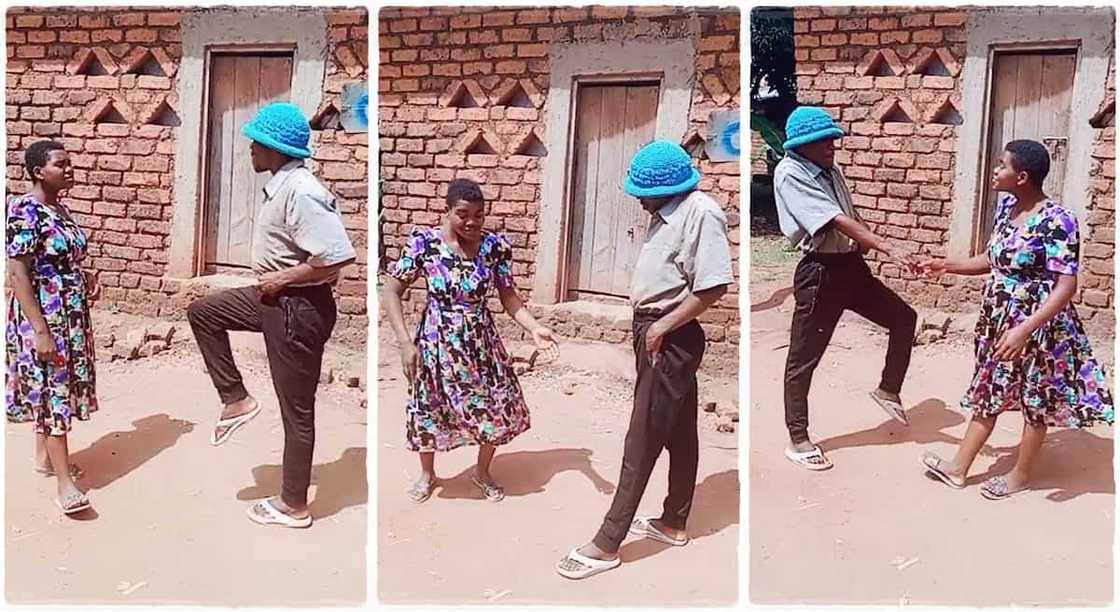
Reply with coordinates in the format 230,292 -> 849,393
390,18 -> 418,33
88,75 -> 120,89
450,14 -> 482,29
28,30 -> 58,44
934,11 -> 967,27
91,29 -> 123,43
97,124 -> 131,137
55,75 -> 86,89
851,32 -> 879,46
16,45 -> 46,59
913,29 -> 944,44
147,12 -> 181,27
113,13 -> 147,27
60,30 -> 90,44
15,15 -> 44,28
517,9 -> 552,25
125,28 -> 159,43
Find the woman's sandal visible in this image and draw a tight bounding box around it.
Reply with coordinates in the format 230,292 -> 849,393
921,452 -> 966,489
55,491 -> 91,515
408,475 -> 436,504
980,476 -> 1027,500
784,445 -> 833,471
471,474 -> 505,502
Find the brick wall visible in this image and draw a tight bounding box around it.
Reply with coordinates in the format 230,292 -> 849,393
1084,53 -> 1116,331
6,7 -> 370,344
378,6 -> 741,351
793,6 -> 1114,329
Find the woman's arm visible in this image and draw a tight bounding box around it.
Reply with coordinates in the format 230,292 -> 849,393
381,276 -> 413,347
942,253 -> 991,276
8,256 -> 57,360
497,285 -> 543,333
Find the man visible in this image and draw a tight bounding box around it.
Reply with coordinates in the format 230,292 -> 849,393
556,140 -> 734,579
774,105 -> 918,471
187,102 -> 356,527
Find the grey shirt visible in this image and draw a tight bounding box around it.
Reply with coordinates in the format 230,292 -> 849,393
774,150 -> 864,254
251,160 -> 357,286
630,189 -> 735,313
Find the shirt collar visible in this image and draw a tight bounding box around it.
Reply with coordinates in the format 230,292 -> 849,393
264,159 -> 305,199
784,150 -> 827,178
656,192 -> 691,223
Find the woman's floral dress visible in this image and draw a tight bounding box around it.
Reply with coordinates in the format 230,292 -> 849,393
390,228 -> 530,451
6,194 -> 98,435
962,195 -> 1113,427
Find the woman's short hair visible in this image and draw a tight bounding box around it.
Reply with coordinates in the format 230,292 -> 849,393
446,178 -> 484,208
1005,139 -> 1051,188
24,140 -> 66,181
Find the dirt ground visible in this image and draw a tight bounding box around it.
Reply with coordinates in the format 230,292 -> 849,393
376,330 -> 740,606
5,311 -> 367,605
748,237 -> 1115,606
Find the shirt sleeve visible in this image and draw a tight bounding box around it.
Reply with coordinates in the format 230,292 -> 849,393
6,196 -> 40,258
775,169 -> 845,237
490,233 -> 516,290
286,189 -> 357,267
685,206 -> 735,293
389,229 -> 427,286
1042,206 -> 1080,276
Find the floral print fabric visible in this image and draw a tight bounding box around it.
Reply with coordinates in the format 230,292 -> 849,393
6,194 -> 98,435
962,195 -> 1113,427
390,228 -> 530,451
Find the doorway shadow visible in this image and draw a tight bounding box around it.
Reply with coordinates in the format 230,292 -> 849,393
617,469 -> 739,563
751,286 -> 794,313
70,414 -> 196,492
236,447 -> 368,519
437,448 -> 616,500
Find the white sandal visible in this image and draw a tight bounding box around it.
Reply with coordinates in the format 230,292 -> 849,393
555,548 -> 621,580
211,400 -> 261,446
246,498 -> 312,528
785,445 -> 833,471
629,517 -> 689,546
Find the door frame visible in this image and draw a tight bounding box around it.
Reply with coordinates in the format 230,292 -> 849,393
534,36 -> 697,304
947,7 -> 1112,258
198,45 -> 297,272
169,8 -> 327,279
561,75 -> 662,300
971,43 -> 1080,253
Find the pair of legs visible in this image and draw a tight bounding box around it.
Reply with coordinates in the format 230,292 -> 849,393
187,284 -> 336,520
34,431 -> 86,510
927,413 -> 1047,492
784,254 -> 917,459
411,444 -> 501,500
565,317 -> 705,567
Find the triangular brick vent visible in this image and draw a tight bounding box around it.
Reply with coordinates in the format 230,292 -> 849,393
681,130 -> 707,159
929,97 -> 963,126
910,47 -> 962,77
858,49 -> 906,77
122,47 -> 176,77
69,47 -> 118,76
465,132 -> 499,155
310,99 -> 342,130
147,100 -> 180,127
441,80 -> 487,109
513,129 -> 547,156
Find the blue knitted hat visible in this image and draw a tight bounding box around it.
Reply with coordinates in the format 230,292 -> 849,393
783,106 -> 845,150
242,102 -> 312,159
624,140 -> 701,198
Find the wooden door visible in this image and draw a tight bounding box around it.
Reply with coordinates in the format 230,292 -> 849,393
977,50 -> 1076,250
202,52 -> 294,272
565,81 -> 659,300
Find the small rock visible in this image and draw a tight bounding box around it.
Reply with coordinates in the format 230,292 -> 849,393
716,419 -> 736,433
96,333 -> 116,349
320,368 -> 335,385
346,375 -> 361,388
138,340 -> 164,358
111,343 -> 138,361
717,406 -> 740,423
703,401 -> 718,413
913,328 -> 943,346
561,380 -> 579,395
126,328 -> 148,352
146,322 -> 177,346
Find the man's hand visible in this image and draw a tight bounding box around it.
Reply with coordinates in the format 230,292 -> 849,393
257,270 -> 289,298
887,252 -> 921,276
645,319 -> 672,366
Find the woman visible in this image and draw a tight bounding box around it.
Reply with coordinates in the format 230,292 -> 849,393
382,178 -> 557,503
7,139 -> 101,514
919,139 -> 1113,499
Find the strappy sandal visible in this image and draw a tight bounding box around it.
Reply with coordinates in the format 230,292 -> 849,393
407,475 -> 436,503
869,390 -> 909,425
921,452 -> 965,489
471,474 -> 505,502
784,445 -> 833,471
981,476 -> 1027,500
211,399 -> 261,446
35,463 -> 84,480
55,491 -> 91,515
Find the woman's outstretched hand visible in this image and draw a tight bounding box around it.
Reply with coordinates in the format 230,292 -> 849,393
915,258 -> 947,279
400,343 -> 420,384
531,326 -> 558,350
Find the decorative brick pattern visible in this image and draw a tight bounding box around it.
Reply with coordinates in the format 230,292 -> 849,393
379,6 -> 741,347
